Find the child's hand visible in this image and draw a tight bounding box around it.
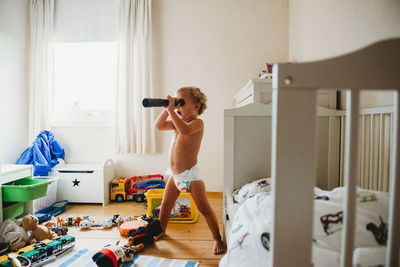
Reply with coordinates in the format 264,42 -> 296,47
166,95 -> 176,111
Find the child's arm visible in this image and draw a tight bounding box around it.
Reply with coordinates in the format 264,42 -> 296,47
154,109 -> 175,130
166,96 -> 203,135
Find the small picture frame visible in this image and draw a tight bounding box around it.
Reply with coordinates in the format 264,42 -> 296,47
265,63 -> 274,74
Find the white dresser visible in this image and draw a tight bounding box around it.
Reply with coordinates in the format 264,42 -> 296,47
0,164 -> 34,223
234,79 -> 337,108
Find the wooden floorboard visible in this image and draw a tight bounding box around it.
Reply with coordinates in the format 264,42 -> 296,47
58,193 -> 224,266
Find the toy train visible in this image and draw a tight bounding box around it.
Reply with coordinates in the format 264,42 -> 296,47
0,235 -> 75,267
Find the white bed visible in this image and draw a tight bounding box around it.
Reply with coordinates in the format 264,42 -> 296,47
221,38 -> 400,267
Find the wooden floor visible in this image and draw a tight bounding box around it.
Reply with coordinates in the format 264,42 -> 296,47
60,193 -> 225,266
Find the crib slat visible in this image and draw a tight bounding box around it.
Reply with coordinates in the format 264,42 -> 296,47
271,88 -> 316,267
369,115 -> 374,189
387,90 -> 400,266
387,113 -> 393,192
341,90 -> 360,267
378,113 -> 384,191
340,115 -> 345,186
360,115 -> 365,188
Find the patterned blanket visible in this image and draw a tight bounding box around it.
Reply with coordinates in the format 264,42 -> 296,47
220,187 -> 390,267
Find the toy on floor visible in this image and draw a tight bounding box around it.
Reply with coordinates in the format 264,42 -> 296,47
110,175 -> 165,202
145,189 -> 200,223
56,216 -> 65,227
21,214 -> 58,244
73,216 -> 83,226
5,253 -> 30,267
128,218 -> 162,247
92,241 -> 144,267
79,215 -> 120,230
51,226 -> 68,236
34,200 -> 68,223
118,220 -> 147,237
66,216 -> 74,226
79,217 -> 94,229
42,217 -> 56,229
122,216 -> 134,223
55,215 -> 83,227
0,243 -> 9,256
0,236 -> 75,267
0,219 -> 30,251
110,215 -> 124,226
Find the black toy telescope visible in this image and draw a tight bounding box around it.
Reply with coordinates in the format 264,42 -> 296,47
142,98 -> 185,107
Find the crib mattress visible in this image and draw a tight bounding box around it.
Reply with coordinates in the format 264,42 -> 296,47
221,187 -> 391,267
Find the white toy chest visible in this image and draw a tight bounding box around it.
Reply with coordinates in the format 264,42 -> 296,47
50,159 -> 114,206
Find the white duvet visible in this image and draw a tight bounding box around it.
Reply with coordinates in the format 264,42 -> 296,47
220,187 -> 390,267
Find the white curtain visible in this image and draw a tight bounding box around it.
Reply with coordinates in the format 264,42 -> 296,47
29,0 -> 54,142
115,0 -> 156,154
53,0 -> 118,42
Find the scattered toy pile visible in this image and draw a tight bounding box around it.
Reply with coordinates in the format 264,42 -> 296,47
92,240 -> 144,267
0,212 -> 162,267
92,216 -> 163,267
128,216 -> 162,247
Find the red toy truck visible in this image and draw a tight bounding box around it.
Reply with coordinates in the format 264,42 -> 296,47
110,174 -> 165,202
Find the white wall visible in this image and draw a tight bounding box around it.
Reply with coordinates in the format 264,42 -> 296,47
52,0 -> 289,191
0,0 -> 29,164
289,0 -> 400,108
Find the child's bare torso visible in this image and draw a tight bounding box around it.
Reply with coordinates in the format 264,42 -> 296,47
169,120 -> 203,174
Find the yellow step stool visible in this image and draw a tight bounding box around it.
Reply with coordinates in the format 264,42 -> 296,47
145,189 -> 199,223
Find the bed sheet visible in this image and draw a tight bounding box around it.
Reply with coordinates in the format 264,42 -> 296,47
220,187 -> 390,267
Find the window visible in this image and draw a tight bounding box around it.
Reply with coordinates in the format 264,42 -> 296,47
50,41 -> 117,127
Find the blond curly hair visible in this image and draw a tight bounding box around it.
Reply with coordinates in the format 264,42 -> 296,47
177,86 -> 207,115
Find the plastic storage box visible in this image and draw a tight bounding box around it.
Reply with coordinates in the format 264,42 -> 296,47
33,176 -> 58,212
145,189 -> 199,223
2,178 -> 53,202
2,202 -> 24,220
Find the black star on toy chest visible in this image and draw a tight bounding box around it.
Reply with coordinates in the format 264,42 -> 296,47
72,178 -> 80,187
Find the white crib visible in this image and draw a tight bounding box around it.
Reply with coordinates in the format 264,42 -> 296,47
222,38 -> 400,267
271,38 -> 400,267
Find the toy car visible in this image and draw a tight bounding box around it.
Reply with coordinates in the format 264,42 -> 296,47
133,178 -> 165,202
51,226 -> 68,236
135,178 -> 165,190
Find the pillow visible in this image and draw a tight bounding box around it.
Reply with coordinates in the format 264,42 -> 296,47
233,178 -> 271,204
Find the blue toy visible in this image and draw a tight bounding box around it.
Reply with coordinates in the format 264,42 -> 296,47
135,179 -> 165,190
34,200 -> 68,223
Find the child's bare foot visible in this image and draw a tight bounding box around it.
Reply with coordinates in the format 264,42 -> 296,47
214,239 -> 226,255
154,232 -> 166,241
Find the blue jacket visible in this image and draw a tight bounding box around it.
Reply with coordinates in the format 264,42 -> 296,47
16,131 -> 65,176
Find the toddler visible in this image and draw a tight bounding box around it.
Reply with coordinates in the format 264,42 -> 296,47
154,86 -> 226,255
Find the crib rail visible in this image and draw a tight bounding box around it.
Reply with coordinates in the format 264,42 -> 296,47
271,38 -> 400,267
338,106 -> 394,191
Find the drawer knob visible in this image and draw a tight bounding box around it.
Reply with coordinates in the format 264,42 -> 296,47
284,76 -> 293,85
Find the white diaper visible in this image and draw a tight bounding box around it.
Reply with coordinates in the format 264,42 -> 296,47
165,164 -> 203,192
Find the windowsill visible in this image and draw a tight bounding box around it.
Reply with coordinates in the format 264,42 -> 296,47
49,111 -> 114,128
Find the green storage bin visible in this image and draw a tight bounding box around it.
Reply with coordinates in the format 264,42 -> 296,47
2,178 -> 53,202
2,202 -> 24,220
